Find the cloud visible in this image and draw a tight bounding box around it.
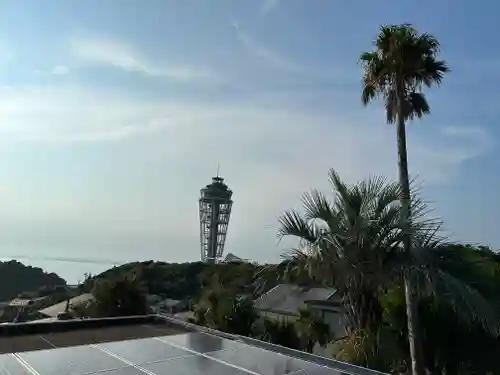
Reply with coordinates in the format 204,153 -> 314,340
260,0 -> 283,15
51,65 -> 70,76
231,23 -> 342,81
0,84 -> 491,267
232,22 -> 305,74
442,125 -> 494,157
69,36 -> 215,81
442,125 -> 490,141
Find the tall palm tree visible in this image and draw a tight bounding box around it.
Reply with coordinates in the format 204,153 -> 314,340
360,24 -> 449,375
277,169 -> 498,371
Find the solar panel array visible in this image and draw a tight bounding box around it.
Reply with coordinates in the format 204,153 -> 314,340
0,331 -> 353,375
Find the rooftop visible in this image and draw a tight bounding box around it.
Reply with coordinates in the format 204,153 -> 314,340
38,293 -> 94,318
254,284 -> 337,316
0,314 -> 386,375
8,296 -> 47,307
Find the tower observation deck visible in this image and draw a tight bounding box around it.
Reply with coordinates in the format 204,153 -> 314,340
199,176 -> 233,263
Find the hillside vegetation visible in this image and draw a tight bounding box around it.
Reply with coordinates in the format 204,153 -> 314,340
0,260 -> 66,301
81,260 -> 276,300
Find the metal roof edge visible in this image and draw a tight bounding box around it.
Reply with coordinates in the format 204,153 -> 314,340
155,314 -> 388,375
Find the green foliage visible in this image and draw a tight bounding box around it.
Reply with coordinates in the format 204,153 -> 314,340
276,168 -> 438,334
295,308 -> 330,353
360,24 -> 449,124
0,260 -> 66,301
225,297 -> 259,335
87,261 -> 267,301
194,286 -> 258,336
333,328 -> 406,373
91,273 -> 148,317
252,317 -> 302,350
380,244 -> 500,375
277,169 -> 500,373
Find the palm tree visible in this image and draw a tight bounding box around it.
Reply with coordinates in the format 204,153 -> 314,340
277,169 -> 498,371
279,169 -> 427,334
360,24 -> 449,375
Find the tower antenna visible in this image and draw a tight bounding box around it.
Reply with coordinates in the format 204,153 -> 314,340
216,161 -> 220,178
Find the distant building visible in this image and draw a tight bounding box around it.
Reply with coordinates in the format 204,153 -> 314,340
38,293 -> 94,318
254,284 -> 345,339
146,294 -> 163,306
8,296 -> 47,308
152,299 -> 188,315
222,253 -> 243,263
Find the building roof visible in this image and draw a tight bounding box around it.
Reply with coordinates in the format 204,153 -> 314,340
156,298 -> 183,308
0,314 -> 386,375
223,252 -> 243,263
254,284 -> 337,316
8,296 -> 47,307
38,293 -> 94,317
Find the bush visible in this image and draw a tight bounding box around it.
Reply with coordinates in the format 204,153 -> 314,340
252,318 -> 302,350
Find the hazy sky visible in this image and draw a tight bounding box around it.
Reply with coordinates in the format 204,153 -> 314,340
0,0 -> 498,283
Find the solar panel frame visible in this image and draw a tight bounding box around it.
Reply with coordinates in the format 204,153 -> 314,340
96,337 -> 195,365
141,355 -> 253,375
2,331 -> 385,375
17,344 -> 130,375
204,344 -> 319,375
0,353 -> 34,375
154,332 -> 247,353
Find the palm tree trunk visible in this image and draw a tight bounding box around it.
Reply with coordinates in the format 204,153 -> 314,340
396,94 -> 424,375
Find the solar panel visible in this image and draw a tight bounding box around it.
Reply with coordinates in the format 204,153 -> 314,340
156,332 -> 245,353
0,353 -> 33,375
1,332 -> 376,375
142,355 -> 251,375
97,337 -> 194,365
206,345 -> 316,375
18,345 -> 129,375
92,367 -> 145,375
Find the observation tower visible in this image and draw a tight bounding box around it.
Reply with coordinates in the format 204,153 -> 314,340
199,174 -> 233,263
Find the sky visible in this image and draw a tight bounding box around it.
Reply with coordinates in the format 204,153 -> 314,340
0,0 -> 498,283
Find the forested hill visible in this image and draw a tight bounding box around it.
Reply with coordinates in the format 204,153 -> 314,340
82,245 -> 500,304
83,260 -> 278,300
0,260 -> 66,301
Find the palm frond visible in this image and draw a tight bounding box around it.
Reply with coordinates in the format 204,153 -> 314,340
277,210 -> 317,243
301,190 -> 334,223
276,168 -> 499,338
360,23 -> 449,124
407,92 -> 430,119
414,266 -> 500,336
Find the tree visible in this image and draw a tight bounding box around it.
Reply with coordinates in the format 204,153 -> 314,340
278,169 -> 424,334
91,273 -> 148,317
360,24 -> 449,375
382,284 -> 500,375
224,296 -> 258,336
252,318 -> 302,350
277,169 -> 499,372
333,327 -> 405,372
194,284 -> 257,336
295,308 -> 330,353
